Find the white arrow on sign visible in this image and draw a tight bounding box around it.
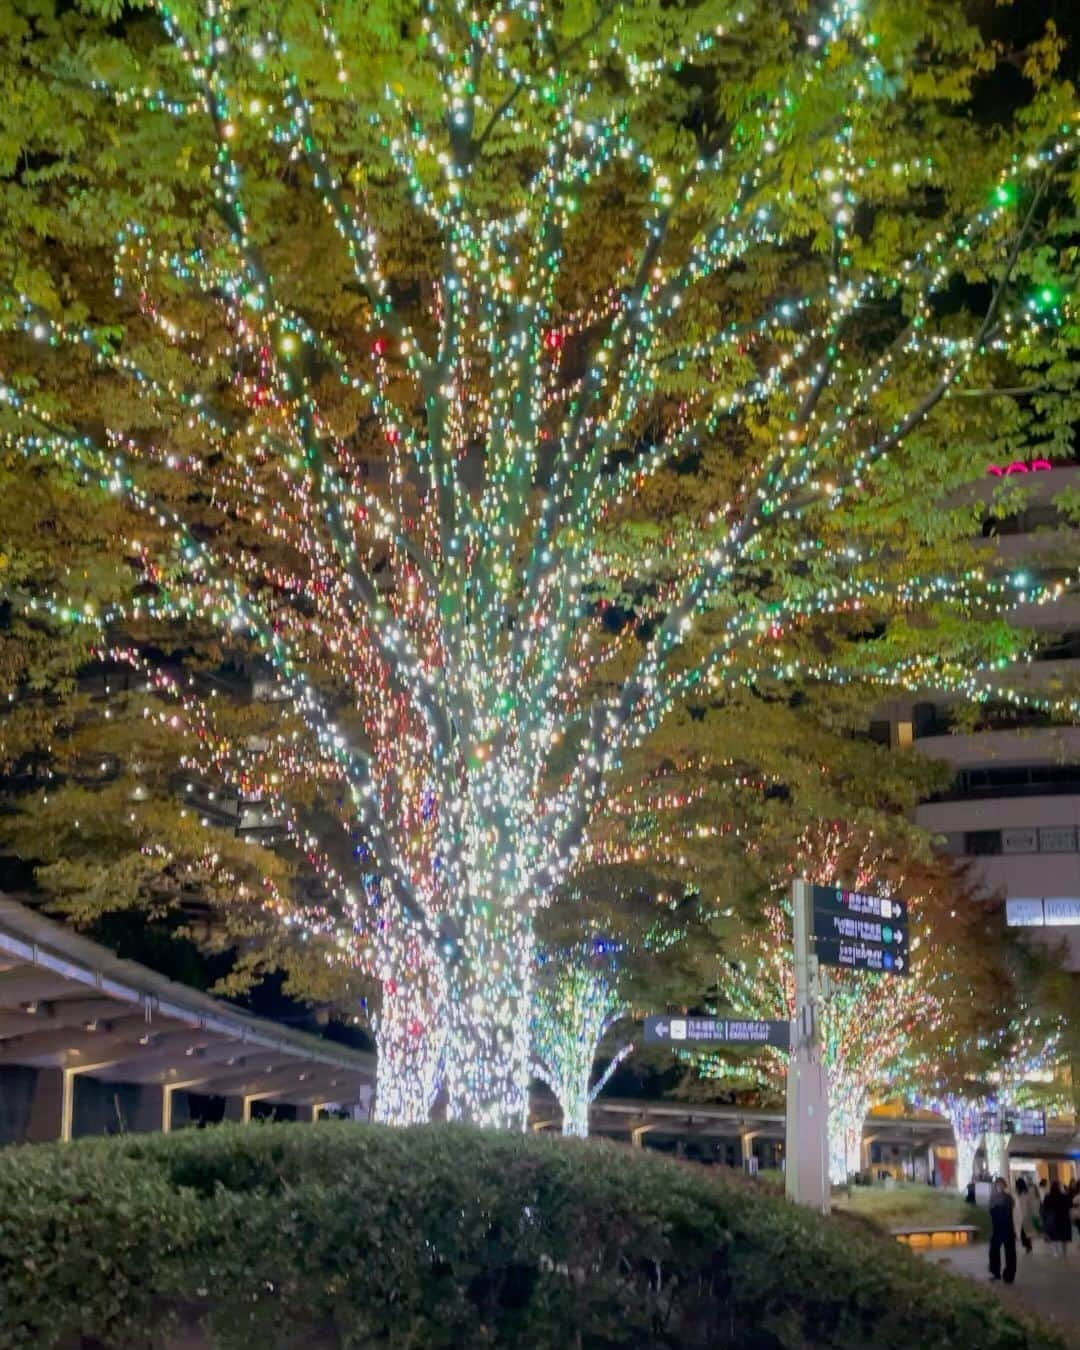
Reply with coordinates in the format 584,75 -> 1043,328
655,1020 -> 669,1038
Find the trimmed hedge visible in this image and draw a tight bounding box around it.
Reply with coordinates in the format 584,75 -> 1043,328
0,1123 -> 1064,1350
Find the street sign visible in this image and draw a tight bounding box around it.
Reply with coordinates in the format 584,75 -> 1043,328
812,909 -> 907,949
643,1014 -> 791,1049
810,885 -> 907,924
1014,1108 -> 1047,1137
813,937 -> 909,976
979,1107 -> 1047,1137
810,884 -> 909,976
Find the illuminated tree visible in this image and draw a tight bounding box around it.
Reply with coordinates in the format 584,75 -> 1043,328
1,0 -> 1079,1125
531,940 -> 631,1138
948,1101 -> 986,1193
982,1019 -> 1070,1180
925,1092 -> 989,1193
690,827 -> 1019,1183
908,957 -> 1074,1188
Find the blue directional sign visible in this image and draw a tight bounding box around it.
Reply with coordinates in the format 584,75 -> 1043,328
644,1015 -> 791,1049
810,885 -> 910,976
813,937 -> 909,976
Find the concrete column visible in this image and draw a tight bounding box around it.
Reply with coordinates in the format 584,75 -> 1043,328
224,1095 -> 252,1123
25,1067 -> 74,1143
630,1124 -> 654,1149
294,1103 -> 325,1123
740,1131 -> 759,1165
130,1084 -> 171,1134
786,880 -> 829,1215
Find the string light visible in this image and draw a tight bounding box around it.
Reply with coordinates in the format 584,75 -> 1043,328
2,0 -> 1076,1127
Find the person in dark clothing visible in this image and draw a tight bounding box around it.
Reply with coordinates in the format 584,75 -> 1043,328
988,1178 -> 1017,1283
1042,1180 -> 1073,1258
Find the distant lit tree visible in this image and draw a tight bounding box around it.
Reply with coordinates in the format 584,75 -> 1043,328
691,828 -> 1019,1183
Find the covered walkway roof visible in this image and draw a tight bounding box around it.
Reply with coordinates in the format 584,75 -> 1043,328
0,894 -> 374,1131
582,1096 -> 955,1146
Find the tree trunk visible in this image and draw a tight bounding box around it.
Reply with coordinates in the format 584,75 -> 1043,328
443,923 -> 533,1130
373,978 -> 445,1126
560,1086 -> 590,1139
953,1133 -> 980,1194
984,1128 -> 1012,1184
828,1088 -> 867,1185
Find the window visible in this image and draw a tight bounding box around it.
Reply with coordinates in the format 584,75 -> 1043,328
981,504 -> 1065,538
935,764 -> 1080,801
1035,631 -> 1080,662
958,826 -> 1078,857
1001,828 -> 1038,854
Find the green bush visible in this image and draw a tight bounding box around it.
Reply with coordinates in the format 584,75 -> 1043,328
0,1123 -> 1063,1350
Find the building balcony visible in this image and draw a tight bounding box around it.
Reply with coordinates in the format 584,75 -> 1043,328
915,796 -> 1080,971
909,725 -> 1080,782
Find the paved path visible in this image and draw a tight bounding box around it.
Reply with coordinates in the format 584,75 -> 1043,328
920,1241 -> 1079,1345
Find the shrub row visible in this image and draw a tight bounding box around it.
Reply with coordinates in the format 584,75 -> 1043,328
0,1122 -> 1063,1349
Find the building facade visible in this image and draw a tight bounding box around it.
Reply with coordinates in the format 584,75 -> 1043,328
877,460 -> 1080,971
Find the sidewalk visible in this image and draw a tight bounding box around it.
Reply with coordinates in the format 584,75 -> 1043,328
920,1241 -> 1079,1345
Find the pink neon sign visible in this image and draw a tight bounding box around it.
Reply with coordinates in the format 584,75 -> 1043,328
987,459 -> 1053,477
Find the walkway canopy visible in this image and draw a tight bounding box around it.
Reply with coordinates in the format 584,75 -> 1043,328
0,894 -> 374,1141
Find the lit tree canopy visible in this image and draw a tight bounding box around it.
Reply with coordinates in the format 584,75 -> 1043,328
529,707 -> 1053,1140
1,0 -> 1079,1124
687,825 -> 1028,1182
912,1013 -> 1072,1190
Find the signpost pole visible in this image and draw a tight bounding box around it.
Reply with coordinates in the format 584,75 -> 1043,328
785,879 -> 830,1214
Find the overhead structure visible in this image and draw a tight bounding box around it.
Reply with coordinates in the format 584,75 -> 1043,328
572,1096 -> 957,1162
0,894 -> 374,1142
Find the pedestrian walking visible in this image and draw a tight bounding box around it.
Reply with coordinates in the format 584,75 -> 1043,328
988,1177 -> 1017,1284
1069,1179 -> 1080,1241
1015,1176 -> 1037,1254
1041,1180 -> 1072,1259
